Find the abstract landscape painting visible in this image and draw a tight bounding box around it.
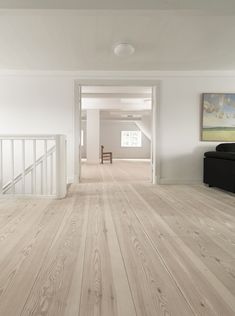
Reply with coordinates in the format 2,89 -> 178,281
202,93 -> 235,141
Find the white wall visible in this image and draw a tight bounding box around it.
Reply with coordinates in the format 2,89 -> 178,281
160,76 -> 235,183
0,76 -> 75,182
101,120 -> 151,159
82,120 -> 151,159
1,73 -> 235,184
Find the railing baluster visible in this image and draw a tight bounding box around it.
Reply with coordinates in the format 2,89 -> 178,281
44,140 -> 47,195
50,152 -> 53,195
55,135 -> 67,199
22,139 -> 25,194
0,140 -> 2,194
11,140 -> 15,194
41,161 -> 44,195
31,170 -> 33,194
32,139 -> 37,194
0,135 -> 66,198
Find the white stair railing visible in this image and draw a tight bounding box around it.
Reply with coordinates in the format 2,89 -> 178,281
0,135 -> 67,198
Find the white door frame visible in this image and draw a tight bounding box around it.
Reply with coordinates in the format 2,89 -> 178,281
74,79 -> 161,184
74,84 -> 82,183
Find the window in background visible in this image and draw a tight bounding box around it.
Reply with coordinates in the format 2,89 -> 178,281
121,131 -> 142,147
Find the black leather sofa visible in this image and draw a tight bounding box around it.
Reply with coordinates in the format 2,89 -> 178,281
204,143 -> 235,193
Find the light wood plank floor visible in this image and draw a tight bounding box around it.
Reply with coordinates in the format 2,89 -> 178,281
0,160 -> 234,316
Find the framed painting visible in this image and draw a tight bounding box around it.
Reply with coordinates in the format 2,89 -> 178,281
202,93 -> 235,141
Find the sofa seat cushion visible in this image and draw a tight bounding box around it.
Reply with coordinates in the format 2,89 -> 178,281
204,151 -> 235,161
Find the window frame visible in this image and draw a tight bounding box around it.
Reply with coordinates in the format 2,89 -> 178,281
121,130 -> 142,148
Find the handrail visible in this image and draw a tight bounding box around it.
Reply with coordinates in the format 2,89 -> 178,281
2,146 -> 56,194
0,135 -> 58,140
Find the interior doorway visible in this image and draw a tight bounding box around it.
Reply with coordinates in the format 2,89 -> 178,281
74,82 -> 160,185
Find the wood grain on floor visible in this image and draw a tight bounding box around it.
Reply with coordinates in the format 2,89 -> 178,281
0,160 -> 234,316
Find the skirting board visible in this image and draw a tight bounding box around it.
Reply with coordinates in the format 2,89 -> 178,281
69,176 -> 203,185
68,176 -> 75,184
158,178 -> 203,185
85,160 -> 100,164
113,158 -> 151,162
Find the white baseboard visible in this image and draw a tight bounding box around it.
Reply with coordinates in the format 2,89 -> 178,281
85,160 -> 100,164
158,178 -> 203,185
113,158 -> 151,162
67,176 -> 75,184
68,175 -> 203,185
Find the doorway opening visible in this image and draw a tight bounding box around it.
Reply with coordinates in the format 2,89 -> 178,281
74,83 -> 159,185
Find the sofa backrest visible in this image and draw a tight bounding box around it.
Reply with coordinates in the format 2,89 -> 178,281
216,143 -> 235,152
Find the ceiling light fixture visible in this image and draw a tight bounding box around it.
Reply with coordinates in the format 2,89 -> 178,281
113,43 -> 135,57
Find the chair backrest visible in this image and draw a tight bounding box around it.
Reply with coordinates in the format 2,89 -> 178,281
101,145 -> 104,154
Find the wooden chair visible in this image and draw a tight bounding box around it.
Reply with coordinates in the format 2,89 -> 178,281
101,145 -> 112,164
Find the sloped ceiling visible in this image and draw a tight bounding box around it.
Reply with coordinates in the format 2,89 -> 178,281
82,86 -> 152,111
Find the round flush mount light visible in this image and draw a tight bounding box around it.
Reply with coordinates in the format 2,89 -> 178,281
113,43 -> 135,57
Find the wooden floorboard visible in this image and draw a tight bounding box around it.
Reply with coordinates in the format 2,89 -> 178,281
0,160 -> 234,315
106,183 -> 193,315
20,187 -> 88,316
126,183 -> 235,315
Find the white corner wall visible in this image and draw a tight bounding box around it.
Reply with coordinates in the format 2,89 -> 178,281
160,76 -> 235,183
82,120 -> 151,159
100,120 -> 151,159
0,73 -> 235,184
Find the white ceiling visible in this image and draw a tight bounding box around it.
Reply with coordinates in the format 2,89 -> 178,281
0,10 -> 235,70
1,0 -> 235,11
